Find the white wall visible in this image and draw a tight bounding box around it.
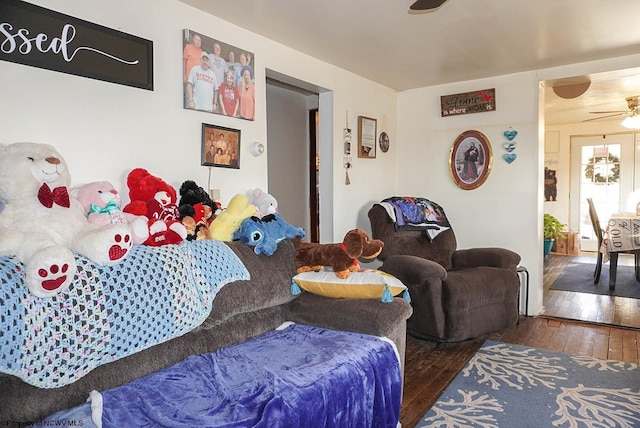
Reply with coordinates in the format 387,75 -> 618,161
397,72 -> 543,314
0,0 -> 398,243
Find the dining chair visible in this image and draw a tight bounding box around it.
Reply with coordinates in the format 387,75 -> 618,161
586,198 -> 605,283
587,197 -> 640,289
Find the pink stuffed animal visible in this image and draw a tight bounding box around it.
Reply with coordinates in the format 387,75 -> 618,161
71,181 -> 149,245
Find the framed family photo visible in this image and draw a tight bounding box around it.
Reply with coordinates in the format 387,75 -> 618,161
449,130 -> 492,190
201,123 -> 241,169
183,29 -> 255,120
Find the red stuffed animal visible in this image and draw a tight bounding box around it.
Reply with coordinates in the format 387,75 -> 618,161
123,168 -> 187,246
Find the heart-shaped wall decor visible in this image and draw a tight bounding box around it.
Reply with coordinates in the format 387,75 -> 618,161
504,129 -> 518,141
503,153 -> 517,164
503,142 -> 517,152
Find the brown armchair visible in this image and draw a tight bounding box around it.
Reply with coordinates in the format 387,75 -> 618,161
368,202 -> 521,342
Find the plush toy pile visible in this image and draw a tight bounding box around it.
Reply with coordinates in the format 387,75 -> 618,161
0,143 -> 132,297
0,140 -> 310,297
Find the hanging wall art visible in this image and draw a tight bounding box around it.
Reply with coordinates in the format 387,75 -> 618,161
449,130 -> 493,190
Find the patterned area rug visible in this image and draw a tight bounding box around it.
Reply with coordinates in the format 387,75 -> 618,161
549,261 -> 640,299
416,340 -> 640,427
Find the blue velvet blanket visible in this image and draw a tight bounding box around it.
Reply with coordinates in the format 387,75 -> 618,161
0,240 -> 249,388
41,323 -> 402,428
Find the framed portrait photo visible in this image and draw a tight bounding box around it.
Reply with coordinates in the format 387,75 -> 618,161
202,123 -> 240,169
449,130 -> 492,190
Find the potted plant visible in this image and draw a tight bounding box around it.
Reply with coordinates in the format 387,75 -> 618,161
543,213 -> 566,257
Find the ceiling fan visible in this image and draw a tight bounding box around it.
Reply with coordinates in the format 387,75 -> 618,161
583,95 -> 640,124
410,0 -> 449,11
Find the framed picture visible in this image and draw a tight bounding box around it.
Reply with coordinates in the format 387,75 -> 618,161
183,29 -> 255,120
201,124 -> 240,169
357,116 -> 377,158
379,131 -> 390,153
449,130 -> 493,190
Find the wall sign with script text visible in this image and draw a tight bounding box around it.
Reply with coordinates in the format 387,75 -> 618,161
0,0 -> 153,90
441,88 -> 495,117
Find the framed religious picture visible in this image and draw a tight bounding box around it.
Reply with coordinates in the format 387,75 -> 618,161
357,116 -> 377,158
449,130 -> 492,190
378,131 -> 390,153
201,123 -> 240,169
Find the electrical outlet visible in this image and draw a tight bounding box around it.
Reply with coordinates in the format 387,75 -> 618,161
210,188 -> 221,200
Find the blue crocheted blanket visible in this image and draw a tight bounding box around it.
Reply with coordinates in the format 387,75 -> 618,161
0,241 -> 249,388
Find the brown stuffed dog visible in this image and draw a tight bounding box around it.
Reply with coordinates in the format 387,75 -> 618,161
294,229 -> 384,279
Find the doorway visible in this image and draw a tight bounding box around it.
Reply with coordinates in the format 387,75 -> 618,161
265,71 -> 331,242
570,133 -> 635,251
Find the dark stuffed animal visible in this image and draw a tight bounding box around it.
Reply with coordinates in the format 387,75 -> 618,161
294,229 -> 384,279
178,180 -> 218,220
178,180 -> 221,240
544,167 -> 558,201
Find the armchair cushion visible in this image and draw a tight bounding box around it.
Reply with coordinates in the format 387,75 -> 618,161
452,247 -> 520,271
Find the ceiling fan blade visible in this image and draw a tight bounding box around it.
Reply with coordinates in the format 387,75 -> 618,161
582,112 -> 627,123
588,110 -> 628,114
410,0 -> 448,11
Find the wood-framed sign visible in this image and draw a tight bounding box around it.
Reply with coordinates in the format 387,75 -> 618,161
449,130 -> 493,190
441,88 -> 495,117
0,0 -> 154,90
357,116 -> 377,158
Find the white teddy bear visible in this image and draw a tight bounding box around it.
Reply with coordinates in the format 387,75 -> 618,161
0,142 -> 132,298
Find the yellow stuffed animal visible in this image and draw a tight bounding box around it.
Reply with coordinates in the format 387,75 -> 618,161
209,194 -> 256,241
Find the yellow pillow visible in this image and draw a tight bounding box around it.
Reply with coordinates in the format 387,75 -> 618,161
291,269 -> 410,303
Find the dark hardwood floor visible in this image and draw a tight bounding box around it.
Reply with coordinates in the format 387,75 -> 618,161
400,253 -> 640,428
540,252 -> 640,328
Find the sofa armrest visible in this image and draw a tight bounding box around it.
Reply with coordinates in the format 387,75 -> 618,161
287,293 -> 413,372
287,293 -> 412,338
452,247 -> 521,271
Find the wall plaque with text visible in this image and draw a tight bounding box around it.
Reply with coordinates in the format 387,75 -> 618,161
441,88 -> 495,117
0,0 -> 153,90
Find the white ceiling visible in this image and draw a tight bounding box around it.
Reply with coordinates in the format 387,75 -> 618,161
179,0 -> 640,125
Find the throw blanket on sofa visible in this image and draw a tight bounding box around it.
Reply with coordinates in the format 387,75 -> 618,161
41,323 -> 402,428
0,240 -> 249,389
379,196 -> 451,240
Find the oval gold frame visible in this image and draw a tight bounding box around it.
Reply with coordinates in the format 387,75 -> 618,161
448,130 -> 493,190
